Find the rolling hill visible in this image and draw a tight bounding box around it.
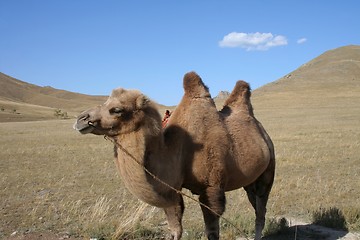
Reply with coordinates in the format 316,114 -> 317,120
0,72 -> 108,107
212,45 -> 360,112
252,45 -> 360,103
1,45 -> 359,122
0,72 -> 108,122
0,72 -> 174,122
248,45 -> 360,131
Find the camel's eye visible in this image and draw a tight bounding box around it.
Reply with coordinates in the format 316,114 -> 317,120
109,107 -> 124,115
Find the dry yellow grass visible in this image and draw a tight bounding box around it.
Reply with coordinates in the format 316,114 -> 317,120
253,101 -> 360,217
1,45 -> 360,239
0,120 -> 168,239
1,91 -> 359,239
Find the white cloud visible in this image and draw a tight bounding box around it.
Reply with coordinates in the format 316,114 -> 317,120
297,38 -> 307,44
219,32 -> 288,51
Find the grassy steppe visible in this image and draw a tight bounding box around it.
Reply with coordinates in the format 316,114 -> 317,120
1,93 -> 359,239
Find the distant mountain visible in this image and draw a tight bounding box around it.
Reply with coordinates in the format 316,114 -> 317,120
213,91 -> 230,108
0,72 -> 107,111
0,72 -> 169,122
0,72 -> 107,121
1,45 -> 359,122
214,91 -> 230,100
254,45 -> 360,95
252,45 -> 360,110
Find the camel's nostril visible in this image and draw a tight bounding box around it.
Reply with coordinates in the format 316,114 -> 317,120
79,113 -> 90,121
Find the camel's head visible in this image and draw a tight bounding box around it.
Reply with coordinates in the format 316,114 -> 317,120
74,88 -> 159,136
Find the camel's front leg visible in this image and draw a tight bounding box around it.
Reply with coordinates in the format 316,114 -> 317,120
163,195 -> 184,240
199,187 -> 226,240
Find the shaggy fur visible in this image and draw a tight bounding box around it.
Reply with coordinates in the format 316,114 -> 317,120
74,72 -> 275,240
183,71 -> 211,99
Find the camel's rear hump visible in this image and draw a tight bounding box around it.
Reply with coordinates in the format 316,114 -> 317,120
221,80 -> 253,115
224,80 -> 251,106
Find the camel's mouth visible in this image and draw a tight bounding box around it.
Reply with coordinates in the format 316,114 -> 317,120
73,121 -> 95,134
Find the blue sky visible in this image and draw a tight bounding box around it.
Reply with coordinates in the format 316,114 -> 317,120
1,1 -> 359,105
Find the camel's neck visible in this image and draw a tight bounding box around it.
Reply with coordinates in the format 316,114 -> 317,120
113,126 -> 179,208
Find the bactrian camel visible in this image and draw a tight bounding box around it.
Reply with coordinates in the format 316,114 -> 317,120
74,72 -> 275,240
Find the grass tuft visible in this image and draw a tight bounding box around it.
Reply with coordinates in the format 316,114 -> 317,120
312,207 -> 348,230
343,207 -> 360,230
112,202 -> 162,240
263,217 -> 290,236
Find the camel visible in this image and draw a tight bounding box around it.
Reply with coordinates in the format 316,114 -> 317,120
73,72 -> 275,240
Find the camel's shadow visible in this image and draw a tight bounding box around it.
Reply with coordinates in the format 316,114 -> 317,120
263,223 -> 348,240
263,207 -> 349,240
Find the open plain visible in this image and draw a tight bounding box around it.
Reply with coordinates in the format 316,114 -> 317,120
1,45 -> 360,239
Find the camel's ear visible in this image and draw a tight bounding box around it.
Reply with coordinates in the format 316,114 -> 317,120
136,94 -> 150,110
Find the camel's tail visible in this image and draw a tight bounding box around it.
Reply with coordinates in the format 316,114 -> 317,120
183,71 -> 211,98
221,80 -> 253,114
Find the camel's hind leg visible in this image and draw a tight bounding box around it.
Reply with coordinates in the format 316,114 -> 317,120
199,187 -> 226,240
163,195 -> 184,240
244,159 -> 275,240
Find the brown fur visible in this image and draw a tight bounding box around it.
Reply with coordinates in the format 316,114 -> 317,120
221,80 -> 275,240
74,72 -> 275,240
224,80 -> 251,106
222,80 -> 254,116
182,71 -> 211,99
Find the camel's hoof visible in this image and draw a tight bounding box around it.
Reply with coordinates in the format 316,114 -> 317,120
166,233 -> 181,240
207,232 -> 219,240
